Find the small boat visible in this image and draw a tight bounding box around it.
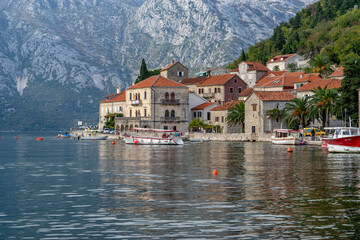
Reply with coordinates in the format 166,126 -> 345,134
58,133 -> 71,138
271,129 -> 301,145
190,138 -> 210,142
122,128 -> 184,145
321,127 -> 360,153
81,136 -> 108,140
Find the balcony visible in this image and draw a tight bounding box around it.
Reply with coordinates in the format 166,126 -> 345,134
131,100 -> 142,106
161,99 -> 180,105
203,93 -> 214,98
160,116 -> 180,122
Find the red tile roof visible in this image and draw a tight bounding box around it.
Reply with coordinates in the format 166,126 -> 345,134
100,90 -> 126,103
181,77 -> 208,85
267,54 -> 296,63
161,61 -> 188,72
127,76 -> 187,89
255,72 -> 305,88
197,74 -> 239,86
192,102 -> 216,110
230,68 -> 239,72
211,100 -> 242,111
329,66 -> 344,77
238,87 -> 253,97
245,61 -> 270,72
254,91 -> 295,101
297,79 -> 342,92
293,74 -> 323,83
256,71 -> 287,84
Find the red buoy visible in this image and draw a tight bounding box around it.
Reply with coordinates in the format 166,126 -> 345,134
134,140 -> 139,145
112,140 -> 116,145
213,169 -> 218,176
15,136 -> 18,140
288,146 -> 293,152
36,137 -> 44,141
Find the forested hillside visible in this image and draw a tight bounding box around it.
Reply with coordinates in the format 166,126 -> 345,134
228,0 -> 360,69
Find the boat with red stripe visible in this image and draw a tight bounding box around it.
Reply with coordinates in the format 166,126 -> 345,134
122,128 -> 184,145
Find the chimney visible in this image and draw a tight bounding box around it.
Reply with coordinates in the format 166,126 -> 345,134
116,86 -> 120,94
172,59 -> 175,63
221,101 -> 224,107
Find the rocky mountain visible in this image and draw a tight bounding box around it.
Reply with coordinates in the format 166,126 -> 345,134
0,0 -> 317,130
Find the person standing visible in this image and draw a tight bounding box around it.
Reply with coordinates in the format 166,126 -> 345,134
311,128 -> 315,141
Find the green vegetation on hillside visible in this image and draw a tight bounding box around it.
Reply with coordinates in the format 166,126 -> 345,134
135,58 -> 161,84
228,0 -> 360,69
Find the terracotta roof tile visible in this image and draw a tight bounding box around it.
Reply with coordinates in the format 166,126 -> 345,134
127,76 -> 187,89
230,68 -> 239,72
100,90 -> 126,103
255,71 -> 306,88
267,54 -> 295,63
256,71 -> 287,84
297,79 -> 342,92
329,66 -> 344,77
197,74 -> 239,86
192,102 -> 215,110
245,62 -> 270,72
254,91 -> 295,101
293,74 -> 323,83
211,100 -> 242,111
238,87 -> 253,97
181,77 -> 208,85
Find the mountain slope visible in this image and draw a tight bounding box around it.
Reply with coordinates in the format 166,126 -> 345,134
0,0 -> 317,130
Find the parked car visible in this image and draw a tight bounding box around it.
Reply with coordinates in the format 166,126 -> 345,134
301,127 -> 325,137
103,128 -> 110,134
109,129 -> 115,134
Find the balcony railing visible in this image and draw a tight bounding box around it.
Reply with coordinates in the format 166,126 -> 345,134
203,93 -> 214,98
131,100 -> 142,106
160,116 -> 180,122
161,99 -> 180,105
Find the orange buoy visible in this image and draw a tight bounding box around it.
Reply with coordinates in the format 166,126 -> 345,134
134,140 -> 139,145
36,137 -> 44,141
15,136 -> 18,140
213,169 -> 218,176
288,146 -> 293,152
112,140 -> 115,145
92,139 -> 95,141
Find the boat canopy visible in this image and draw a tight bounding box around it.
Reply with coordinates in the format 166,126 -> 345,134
131,128 -> 179,133
273,129 -> 299,132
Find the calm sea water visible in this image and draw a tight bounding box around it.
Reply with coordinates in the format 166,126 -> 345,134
1,131 -> 360,239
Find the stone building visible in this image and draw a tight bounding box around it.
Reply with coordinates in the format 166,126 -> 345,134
296,78 -> 341,99
160,60 -> 189,82
115,75 -> 189,134
210,100 -> 243,133
98,87 -> 126,131
244,91 -> 295,134
181,77 -> 207,93
191,102 -> 218,123
232,61 -> 270,88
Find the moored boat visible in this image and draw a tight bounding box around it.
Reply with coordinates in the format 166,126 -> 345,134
81,136 -> 108,140
122,128 -> 184,145
271,129 -> 301,145
58,133 -> 71,138
321,127 -> 360,152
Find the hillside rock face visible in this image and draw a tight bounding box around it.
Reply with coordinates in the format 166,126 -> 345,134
0,0 -> 316,130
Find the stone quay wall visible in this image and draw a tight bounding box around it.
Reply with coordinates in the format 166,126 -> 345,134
188,132 -> 273,142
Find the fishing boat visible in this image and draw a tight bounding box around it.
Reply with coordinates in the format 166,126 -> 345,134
271,129 -> 301,145
81,136 -> 108,140
321,127 -> 360,152
122,128 -> 184,145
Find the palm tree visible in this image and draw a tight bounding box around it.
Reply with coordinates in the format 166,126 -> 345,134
283,97 -> 310,129
308,54 -> 333,76
309,86 -> 340,128
226,102 -> 245,131
266,107 -> 285,130
189,118 -> 206,132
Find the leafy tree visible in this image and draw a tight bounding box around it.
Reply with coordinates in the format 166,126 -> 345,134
308,54 -> 333,76
272,66 -> 280,71
340,56 -> 360,125
272,26 -> 286,51
189,118 -> 206,132
309,86 -> 340,128
283,97 -> 311,129
226,102 -> 245,131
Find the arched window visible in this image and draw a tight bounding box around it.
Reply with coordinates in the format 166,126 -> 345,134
165,110 -> 169,118
165,92 -> 169,100
171,92 -> 175,100
144,91 -> 147,99
171,110 -> 175,117
138,93 -> 141,100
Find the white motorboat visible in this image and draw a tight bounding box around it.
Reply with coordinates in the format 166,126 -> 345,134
271,129 -> 301,145
122,128 -> 184,145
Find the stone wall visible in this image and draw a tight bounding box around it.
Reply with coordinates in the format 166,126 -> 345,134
189,132 -> 272,142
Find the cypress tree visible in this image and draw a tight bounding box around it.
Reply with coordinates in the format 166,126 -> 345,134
240,49 -> 247,61
135,58 -> 149,84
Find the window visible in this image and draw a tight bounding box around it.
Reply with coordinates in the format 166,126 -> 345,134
171,92 -> 175,100
164,126 -> 168,130
215,88 -> 217,93
208,88 -> 211,93
165,92 -> 169,100
130,109 -> 132,117
144,91 -> 147,99
201,89 -> 204,94
218,88 -> 221,93
207,112 -> 211,120
230,87 -> 233,93
221,116 -> 224,123
138,93 -> 141,100
198,89 -> 201,94
197,112 -> 202,118
119,106 -> 122,112
252,126 -> 256,133
171,110 -> 175,117
252,104 -> 257,111
165,110 -> 169,118
129,93 -> 132,100
173,126 -> 177,130
144,108 -> 147,117
234,78 -> 237,83
215,117 -> 219,122
238,87 -> 242,93
194,112 -> 196,118
178,71 -> 184,77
